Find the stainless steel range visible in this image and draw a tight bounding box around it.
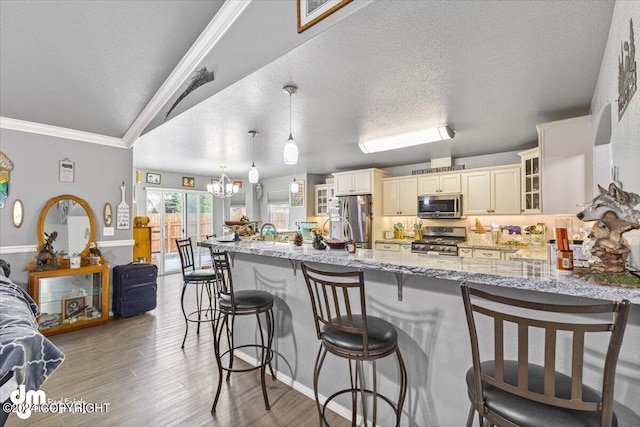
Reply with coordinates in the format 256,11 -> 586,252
411,226 -> 467,256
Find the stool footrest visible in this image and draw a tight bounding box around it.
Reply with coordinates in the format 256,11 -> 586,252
217,343 -> 274,373
185,308 -> 214,323
321,388 -> 399,426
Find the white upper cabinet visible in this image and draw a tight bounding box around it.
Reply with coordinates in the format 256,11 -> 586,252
518,148 -> 541,214
383,177 -> 418,216
314,183 -> 335,216
537,116 -> 592,215
417,173 -> 461,195
333,168 -> 389,196
462,165 -> 521,215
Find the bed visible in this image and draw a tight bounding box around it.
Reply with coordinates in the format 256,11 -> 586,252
0,273 -> 65,425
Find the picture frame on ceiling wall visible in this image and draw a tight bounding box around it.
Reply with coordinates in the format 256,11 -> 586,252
182,177 -> 195,188
290,181 -> 305,208
297,0 -> 353,33
146,172 -> 161,185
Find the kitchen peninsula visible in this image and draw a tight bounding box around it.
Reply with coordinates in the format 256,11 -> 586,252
200,239 -> 640,426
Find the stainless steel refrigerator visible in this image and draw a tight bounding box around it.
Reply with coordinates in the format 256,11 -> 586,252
334,195 -> 373,249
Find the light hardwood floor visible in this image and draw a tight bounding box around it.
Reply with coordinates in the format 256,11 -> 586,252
7,273 -> 349,427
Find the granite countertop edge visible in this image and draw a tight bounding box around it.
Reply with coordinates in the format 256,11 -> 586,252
199,240 -> 640,304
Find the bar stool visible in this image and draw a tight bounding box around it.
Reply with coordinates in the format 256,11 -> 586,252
175,238 -> 217,349
209,249 -> 276,412
460,281 -> 631,427
300,262 -> 407,426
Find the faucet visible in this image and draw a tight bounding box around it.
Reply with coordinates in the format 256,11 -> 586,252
260,223 -> 278,241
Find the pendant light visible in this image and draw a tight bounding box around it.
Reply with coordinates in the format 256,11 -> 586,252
247,130 -> 259,184
283,85 -> 299,165
290,165 -> 299,194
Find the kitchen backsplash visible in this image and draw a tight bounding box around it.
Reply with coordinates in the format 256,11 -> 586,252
380,214 -> 587,242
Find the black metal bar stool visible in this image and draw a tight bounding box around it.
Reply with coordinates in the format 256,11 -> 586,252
175,237 -> 217,349
300,262 -> 407,426
461,281 -> 631,427
209,249 -> 276,412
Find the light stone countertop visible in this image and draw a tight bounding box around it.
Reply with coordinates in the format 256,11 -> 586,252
199,239 -> 640,304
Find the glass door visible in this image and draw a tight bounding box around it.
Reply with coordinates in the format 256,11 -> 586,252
146,190 -> 213,275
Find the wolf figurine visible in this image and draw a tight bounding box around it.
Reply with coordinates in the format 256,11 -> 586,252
577,183 -> 640,223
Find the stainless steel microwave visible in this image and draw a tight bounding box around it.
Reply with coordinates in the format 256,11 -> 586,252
417,194 -> 462,219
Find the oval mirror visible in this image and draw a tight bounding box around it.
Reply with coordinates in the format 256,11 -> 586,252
12,199 -> 24,228
37,194 -> 95,258
104,203 -> 113,227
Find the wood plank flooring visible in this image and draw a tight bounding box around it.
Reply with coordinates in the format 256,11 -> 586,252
7,273 -> 349,427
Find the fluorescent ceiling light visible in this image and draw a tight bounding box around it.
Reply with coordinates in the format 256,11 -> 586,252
358,125 -> 455,154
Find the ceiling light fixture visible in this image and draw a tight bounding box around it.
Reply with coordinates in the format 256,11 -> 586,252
358,124 -> 455,154
283,85 -> 299,165
207,166 -> 237,199
248,130 -> 259,184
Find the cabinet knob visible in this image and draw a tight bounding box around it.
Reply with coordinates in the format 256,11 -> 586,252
486,210 -> 491,213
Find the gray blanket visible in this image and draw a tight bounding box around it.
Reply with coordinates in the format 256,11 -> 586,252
0,276 -> 64,393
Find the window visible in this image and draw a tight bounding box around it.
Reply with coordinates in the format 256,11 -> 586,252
269,203 -> 289,230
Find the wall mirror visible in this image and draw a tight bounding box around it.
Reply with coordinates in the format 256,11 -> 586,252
103,203 -> 113,227
37,194 -> 96,258
12,199 -> 24,228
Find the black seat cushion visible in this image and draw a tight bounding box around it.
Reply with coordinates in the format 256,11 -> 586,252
184,269 -> 217,282
321,315 -> 397,354
466,360 -> 617,427
219,290 -> 274,311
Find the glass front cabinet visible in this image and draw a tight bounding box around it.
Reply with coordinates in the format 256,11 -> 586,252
314,183 -> 335,216
518,148 -> 541,214
29,264 -> 110,335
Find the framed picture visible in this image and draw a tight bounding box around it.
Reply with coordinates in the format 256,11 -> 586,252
62,296 -> 87,319
297,0 -> 352,33
182,176 -> 195,187
290,181 -> 305,207
146,172 -> 161,185
59,158 -> 74,182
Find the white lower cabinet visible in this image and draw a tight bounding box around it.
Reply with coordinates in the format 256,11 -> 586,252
375,242 -> 400,252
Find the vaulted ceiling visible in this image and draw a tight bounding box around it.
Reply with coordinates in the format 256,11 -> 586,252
0,1 -> 615,179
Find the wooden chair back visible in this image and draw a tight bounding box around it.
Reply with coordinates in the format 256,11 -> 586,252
300,262 -> 369,357
461,282 -> 630,427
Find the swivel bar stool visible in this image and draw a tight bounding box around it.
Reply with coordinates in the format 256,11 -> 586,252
175,238 -> 217,349
301,262 -> 407,426
209,249 -> 276,412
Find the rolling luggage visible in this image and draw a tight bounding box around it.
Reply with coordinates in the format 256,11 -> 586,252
113,262 -> 158,317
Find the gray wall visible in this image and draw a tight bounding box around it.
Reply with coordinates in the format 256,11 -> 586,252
590,2 -> 640,194
259,172 -> 315,230
0,128 -> 133,286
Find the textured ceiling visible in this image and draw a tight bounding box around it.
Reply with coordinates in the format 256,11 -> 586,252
1,1 -> 615,180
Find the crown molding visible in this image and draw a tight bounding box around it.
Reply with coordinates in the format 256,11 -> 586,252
0,117 -> 127,148
122,0 -> 252,148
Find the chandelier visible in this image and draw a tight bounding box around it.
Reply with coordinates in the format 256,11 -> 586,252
207,166 -> 238,199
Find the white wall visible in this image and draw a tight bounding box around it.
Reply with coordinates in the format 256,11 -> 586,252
591,2 -> 640,194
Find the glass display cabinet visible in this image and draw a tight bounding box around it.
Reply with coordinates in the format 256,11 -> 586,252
29,264 -> 110,335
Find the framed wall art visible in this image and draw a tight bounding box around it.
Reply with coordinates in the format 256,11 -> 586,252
146,172 -> 161,185
297,0 -> 352,33
182,176 -> 195,187
59,158 -> 74,182
290,181 -> 305,208
62,296 -> 87,319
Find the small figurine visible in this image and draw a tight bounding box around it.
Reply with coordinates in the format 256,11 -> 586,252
36,231 -> 58,270
312,231 -> 326,250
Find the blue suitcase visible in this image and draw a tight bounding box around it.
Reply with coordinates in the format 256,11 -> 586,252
113,262 -> 158,317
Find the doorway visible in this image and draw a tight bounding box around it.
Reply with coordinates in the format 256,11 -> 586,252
146,190 -> 213,275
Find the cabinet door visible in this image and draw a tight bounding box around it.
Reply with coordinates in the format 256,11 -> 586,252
462,170 -> 491,214
418,176 -> 439,194
383,180 -> 400,216
491,167 -> 521,214
398,178 -> 418,215
315,185 -> 329,216
440,173 -> 461,194
351,170 -> 372,193
334,174 -> 353,194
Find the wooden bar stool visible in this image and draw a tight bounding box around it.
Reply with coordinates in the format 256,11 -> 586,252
175,238 -> 217,349
461,281 -> 631,427
209,249 -> 276,412
301,262 -> 407,426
